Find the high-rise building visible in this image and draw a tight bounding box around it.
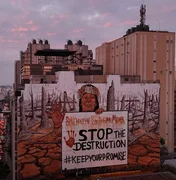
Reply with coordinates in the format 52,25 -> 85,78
19,39 -> 95,86
95,5 -> 175,152
20,39 -> 50,65
20,39 -> 50,84
65,39 -> 94,65
14,60 -> 21,91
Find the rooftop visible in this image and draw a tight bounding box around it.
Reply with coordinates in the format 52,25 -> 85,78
100,172 -> 176,180
34,49 -> 77,57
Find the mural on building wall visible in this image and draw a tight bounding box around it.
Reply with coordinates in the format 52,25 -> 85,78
17,72 -> 160,180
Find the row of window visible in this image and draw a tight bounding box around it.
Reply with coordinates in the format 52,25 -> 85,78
154,71 -> 172,74
109,40 -> 173,49
166,40 -> 173,43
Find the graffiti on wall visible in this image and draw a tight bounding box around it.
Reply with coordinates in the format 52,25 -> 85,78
17,72 -> 160,179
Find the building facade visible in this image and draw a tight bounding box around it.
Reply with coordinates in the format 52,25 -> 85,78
65,39 -> 94,65
14,60 -> 21,91
13,71 -> 160,179
19,39 -> 95,86
96,31 -> 175,152
20,39 -> 50,84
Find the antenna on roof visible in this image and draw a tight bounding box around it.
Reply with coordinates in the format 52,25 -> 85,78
140,4 -> 146,27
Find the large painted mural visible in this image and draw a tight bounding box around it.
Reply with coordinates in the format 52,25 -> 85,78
17,72 -> 160,180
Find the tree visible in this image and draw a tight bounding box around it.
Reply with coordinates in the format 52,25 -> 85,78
120,95 -> 126,110
19,94 -> 28,134
143,89 -> 148,128
29,86 -> 35,119
39,86 -> 49,129
107,81 -> 115,111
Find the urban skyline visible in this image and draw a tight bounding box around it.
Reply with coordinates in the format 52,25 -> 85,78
0,0 -> 176,85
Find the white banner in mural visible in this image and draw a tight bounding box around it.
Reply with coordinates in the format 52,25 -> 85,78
62,111 -> 128,170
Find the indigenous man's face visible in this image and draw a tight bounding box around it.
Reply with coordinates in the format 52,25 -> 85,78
81,93 -> 97,112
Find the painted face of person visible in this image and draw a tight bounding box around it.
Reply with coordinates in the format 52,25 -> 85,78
81,93 -> 97,112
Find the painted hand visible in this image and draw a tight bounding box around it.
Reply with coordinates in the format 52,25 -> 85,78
95,108 -> 105,114
46,102 -> 66,128
64,130 -> 76,148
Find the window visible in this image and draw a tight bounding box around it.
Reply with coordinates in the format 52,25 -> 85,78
124,77 -> 129,81
15,172 -> 18,179
15,132 -> 17,141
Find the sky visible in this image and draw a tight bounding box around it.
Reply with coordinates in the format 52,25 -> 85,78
0,0 -> 176,85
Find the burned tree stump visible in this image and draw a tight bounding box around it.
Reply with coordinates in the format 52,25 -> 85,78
107,81 -> 115,111
39,86 -> 50,129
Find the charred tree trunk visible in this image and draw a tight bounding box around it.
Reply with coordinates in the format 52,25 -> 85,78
40,86 -> 49,129
29,86 -> 35,119
56,94 -> 59,103
116,97 -> 120,111
59,94 -> 62,102
72,94 -> 76,110
154,89 -> 160,132
63,92 -> 66,111
107,81 -> 115,111
47,93 -> 51,105
120,95 -> 126,110
151,94 -> 155,110
143,90 -> 148,128
19,95 -> 28,134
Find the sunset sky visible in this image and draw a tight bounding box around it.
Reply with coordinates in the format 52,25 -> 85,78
0,0 -> 176,85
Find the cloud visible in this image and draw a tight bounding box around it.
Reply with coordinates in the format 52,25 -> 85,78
50,15 -> 55,19
72,28 -> 84,33
59,14 -> 68,19
11,27 -> 28,32
161,6 -> 176,13
104,22 -> 111,28
30,25 -> 40,32
127,6 -> 138,10
11,25 -> 40,32
0,0 -> 175,85
47,32 -> 56,36
7,39 -> 19,43
120,20 -> 138,25
27,20 -> 33,24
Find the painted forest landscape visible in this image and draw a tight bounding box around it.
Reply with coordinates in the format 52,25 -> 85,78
17,73 -> 160,180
